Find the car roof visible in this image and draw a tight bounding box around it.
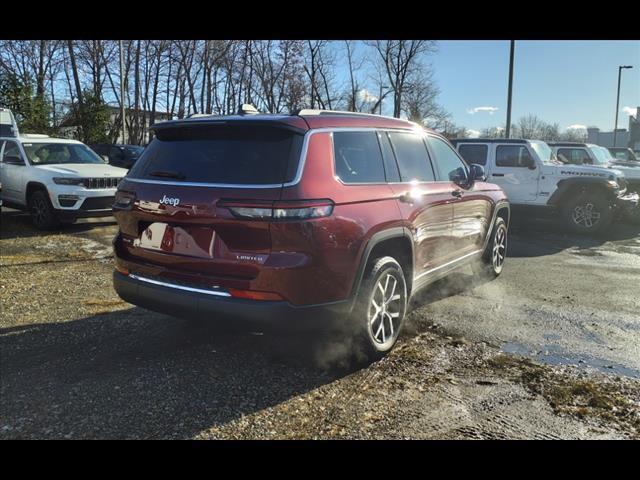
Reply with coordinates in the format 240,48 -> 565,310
92,143 -> 143,147
547,142 -> 588,147
451,138 -> 528,144
150,111 -> 423,133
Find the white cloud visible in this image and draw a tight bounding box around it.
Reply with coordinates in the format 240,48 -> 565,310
566,124 -> 587,130
357,89 -> 378,104
466,129 -> 480,138
623,106 -> 637,117
467,106 -> 499,115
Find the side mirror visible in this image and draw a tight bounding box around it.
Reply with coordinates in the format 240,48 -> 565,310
523,156 -> 536,169
101,155 -> 110,163
469,164 -> 486,182
4,155 -> 24,165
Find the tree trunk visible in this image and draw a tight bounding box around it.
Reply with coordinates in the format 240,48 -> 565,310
67,40 -> 85,141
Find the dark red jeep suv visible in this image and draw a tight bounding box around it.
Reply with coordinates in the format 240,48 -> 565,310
112,109 -> 509,358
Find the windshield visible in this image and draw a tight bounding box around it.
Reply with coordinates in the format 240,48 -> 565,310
529,140 -> 556,164
589,146 -> 611,166
23,142 -> 104,165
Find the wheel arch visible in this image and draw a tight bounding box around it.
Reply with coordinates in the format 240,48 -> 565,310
25,181 -> 49,205
548,178 -> 617,206
351,227 -> 414,299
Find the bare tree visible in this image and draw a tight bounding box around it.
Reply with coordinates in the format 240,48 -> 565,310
514,114 -> 546,139
343,41 -> 364,112
369,40 -> 437,118
401,70 -> 447,127
480,126 -> 506,138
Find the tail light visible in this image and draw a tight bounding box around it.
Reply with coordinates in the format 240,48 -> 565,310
219,199 -> 333,221
228,288 -> 284,301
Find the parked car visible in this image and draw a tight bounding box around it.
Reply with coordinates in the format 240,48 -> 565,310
452,138 -> 639,234
90,143 -> 145,169
608,147 -> 638,163
547,142 -> 640,193
112,108 -> 510,358
0,109 -> 128,229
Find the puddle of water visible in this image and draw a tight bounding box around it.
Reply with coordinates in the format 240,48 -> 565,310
502,341 -> 640,379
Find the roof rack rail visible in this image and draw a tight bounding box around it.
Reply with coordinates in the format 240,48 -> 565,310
186,113 -> 215,119
294,108 -> 384,118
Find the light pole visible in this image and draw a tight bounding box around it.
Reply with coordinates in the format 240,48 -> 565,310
613,65 -> 633,147
119,40 -> 126,144
505,40 -> 515,139
378,85 -> 389,115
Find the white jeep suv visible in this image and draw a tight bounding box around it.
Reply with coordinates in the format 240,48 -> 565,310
0,127 -> 127,229
547,142 -> 640,194
451,138 -> 639,234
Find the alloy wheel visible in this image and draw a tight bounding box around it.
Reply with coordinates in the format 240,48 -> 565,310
572,202 -> 601,229
492,225 -> 506,271
368,273 -> 404,345
31,196 -> 48,227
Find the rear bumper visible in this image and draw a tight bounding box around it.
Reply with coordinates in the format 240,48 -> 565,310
112,271 -> 352,331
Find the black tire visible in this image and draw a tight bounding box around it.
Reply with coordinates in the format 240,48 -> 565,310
350,256 -> 408,361
561,192 -> 612,234
472,216 -> 507,279
28,190 -> 60,230
623,206 -> 640,225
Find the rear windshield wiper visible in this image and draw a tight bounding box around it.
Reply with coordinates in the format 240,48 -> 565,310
149,170 -> 186,180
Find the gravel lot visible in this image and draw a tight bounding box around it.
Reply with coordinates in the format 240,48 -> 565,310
1,208 -> 639,439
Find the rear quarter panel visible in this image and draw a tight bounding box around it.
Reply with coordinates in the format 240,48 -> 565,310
274,131 -> 404,304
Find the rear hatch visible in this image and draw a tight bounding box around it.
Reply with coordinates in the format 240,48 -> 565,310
114,120 -> 306,283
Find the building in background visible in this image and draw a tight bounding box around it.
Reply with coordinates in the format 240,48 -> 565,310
587,107 -> 640,151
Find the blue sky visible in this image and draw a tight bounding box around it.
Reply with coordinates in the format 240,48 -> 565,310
426,40 -> 639,134
352,40 -> 639,135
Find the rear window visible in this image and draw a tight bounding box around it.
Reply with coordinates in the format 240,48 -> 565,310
333,131 -> 386,183
129,126 -> 303,185
458,144 -> 488,166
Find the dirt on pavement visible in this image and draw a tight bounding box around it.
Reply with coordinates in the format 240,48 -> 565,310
1,209 -> 639,439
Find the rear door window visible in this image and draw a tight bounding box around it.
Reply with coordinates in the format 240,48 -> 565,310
496,145 -> 534,167
388,132 -> 435,182
333,131 -> 386,183
129,126 -> 304,185
457,144 -> 488,165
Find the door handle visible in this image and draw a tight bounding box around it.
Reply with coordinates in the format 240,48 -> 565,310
452,190 -> 463,198
492,173 -> 505,177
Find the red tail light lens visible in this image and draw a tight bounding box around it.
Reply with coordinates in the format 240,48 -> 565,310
220,199 -> 333,221
228,288 -> 284,301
